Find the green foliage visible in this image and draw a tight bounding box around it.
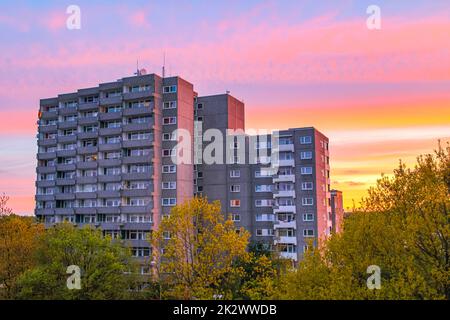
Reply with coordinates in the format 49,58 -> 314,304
17,223 -> 138,300
0,215 -> 44,299
275,143 -> 450,300
152,197 -> 251,300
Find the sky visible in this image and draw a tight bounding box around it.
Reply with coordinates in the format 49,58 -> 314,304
0,0 -> 449,214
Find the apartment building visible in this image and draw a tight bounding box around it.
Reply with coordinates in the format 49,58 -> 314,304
330,189 -> 344,234
36,72 -> 338,264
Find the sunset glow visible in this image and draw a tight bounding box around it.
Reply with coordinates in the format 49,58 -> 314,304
0,0 -> 449,214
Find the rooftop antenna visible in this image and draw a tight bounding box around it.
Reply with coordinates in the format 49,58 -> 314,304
134,59 -> 140,76
162,52 -> 166,78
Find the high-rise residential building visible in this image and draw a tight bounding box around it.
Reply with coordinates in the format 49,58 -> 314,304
35,72 -> 338,264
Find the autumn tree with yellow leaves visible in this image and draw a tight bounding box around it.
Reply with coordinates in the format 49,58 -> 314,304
152,197 -> 250,300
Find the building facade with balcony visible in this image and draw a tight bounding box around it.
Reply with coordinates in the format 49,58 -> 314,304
36,72 -> 338,265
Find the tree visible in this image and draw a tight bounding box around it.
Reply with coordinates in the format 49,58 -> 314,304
152,197 -> 250,300
275,143 -> 450,300
0,194 -> 13,216
0,215 -> 44,299
17,223 -> 138,300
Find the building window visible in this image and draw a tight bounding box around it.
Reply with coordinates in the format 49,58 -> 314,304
231,214 -> 241,222
162,149 -> 176,157
302,198 -> 314,206
255,169 -> 271,178
301,167 -> 313,175
300,136 -> 312,144
162,132 -> 177,141
196,103 -> 203,109
303,213 -> 314,221
162,198 -> 177,206
301,182 -> 314,190
300,151 -> 313,160
303,229 -> 315,237
230,200 -> 241,207
230,185 -> 240,193
162,181 -> 176,190
255,184 -> 273,192
163,101 -> 177,109
163,117 -> 177,125
163,85 -> 177,93
230,170 -> 240,178
162,165 -> 176,173
255,199 -> 274,207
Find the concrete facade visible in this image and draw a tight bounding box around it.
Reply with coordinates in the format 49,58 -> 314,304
36,72 -> 337,264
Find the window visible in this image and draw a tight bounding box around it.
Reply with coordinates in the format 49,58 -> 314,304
163,101 -> 177,109
129,85 -> 150,93
162,149 -> 176,157
278,229 -> 295,237
162,198 -> 177,206
163,117 -> 177,125
301,167 -> 313,175
105,136 -> 121,144
255,169 -> 271,178
162,165 -> 176,173
255,184 -> 273,192
256,229 -> 274,236
231,214 -> 241,222
302,198 -> 314,206
301,182 -> 314,190
196,103 -> 203,109
107,105 -> 122,113
255,199 -> 274,207
128,164 -> 151,174
303,229 -> 315,237
127,198 -> 150,206
300,136 -> 312,144
105,151 -> 121,160
163,85 -> 177,93
230,185 -> 240,193
128,132 -> 152,141
132,248 -> 151,257
83,125 -> 98,133
162,132 -> 177,141
230,170 -> 240,178
128,116 -> 152,124
230,200 -> 241,207
256,214 -> 275,222
128,100 -> 151,109
300,151 -> 313,160
303,213 -> 314,221
162,182 -> 176,190
127,181 -> 150,190
104,199 -> 121,207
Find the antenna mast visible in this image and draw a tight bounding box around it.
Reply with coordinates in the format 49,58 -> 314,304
162,52 -> 166,78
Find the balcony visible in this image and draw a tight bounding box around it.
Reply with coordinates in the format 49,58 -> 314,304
278,159 -> 295,167
273,190 -> 296,198
37,152 -> 56,160
97,190 -> 121,198
279,144 -> 295,152
99,112 -> 122,121
77,146 -> 98,155
77,161 -> 98,170
98,159 -> 121,167
59,121 -> 78,130
279,252 -> 298,261
122,189 -> 152,197
38,138 -> 57,147
76,176 -> 97,184
37,166 -> 56,174
36,194 -> 55,202
99,127 -> 122,136
123,91 -> 153,100
273,174 -> 295,183
55,194 -> 76,201
123,122 -> 153,132
56,149 -> 76,157
99,143 -> 122,152
274,220 -> 297,229
59,107 -> 78,116
35,208 -> 55,215
78,102 -> 99,111
75,192 -> 97,200
77,131 -> 98,140
273,205 -> 296,214
97,207 -> 120,214
122,172 -> 152,181
56,179 -> 76,186
57,135 -> 77,144
54,208 -> 75,215
100,96 -> 122,105
36,180 -> 56,188
75,207 -> 97,214
56,163 -> 76,171
122,155 -> 153,165
40,111 -> 58,120
98,175 -> 122,183
123,106 -> 153,117
39,124 -> 58,133
121,205 -> 152,214
122,139 -> 153,149
78,116 -> 98,125
274,236 -> 297,245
